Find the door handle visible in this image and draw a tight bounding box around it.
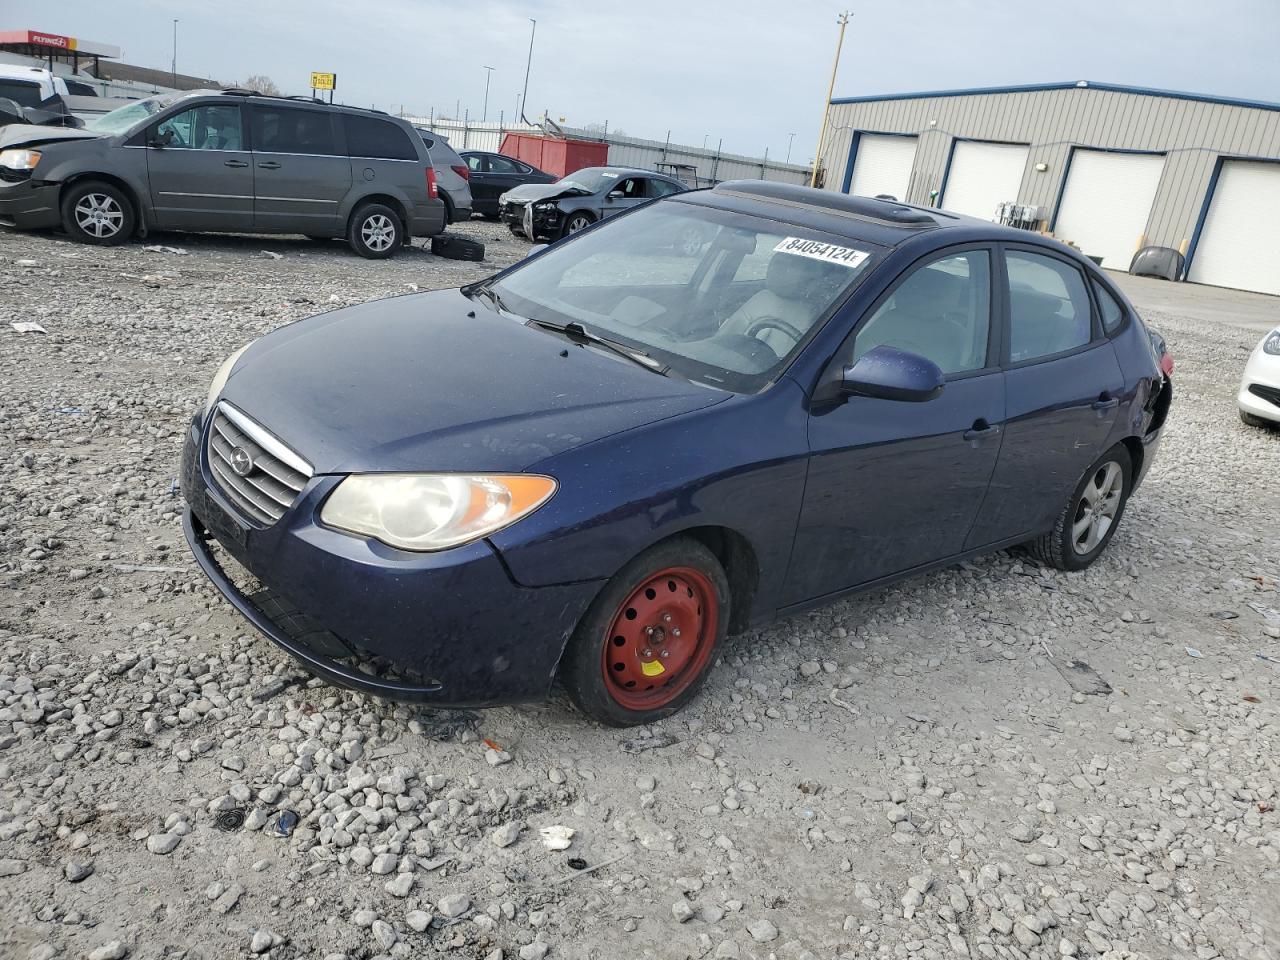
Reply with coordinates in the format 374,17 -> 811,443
223,159 -> 249,168
963,421 -> 1000,442
1091,394 -> 1119,412
257,161 -> 281,170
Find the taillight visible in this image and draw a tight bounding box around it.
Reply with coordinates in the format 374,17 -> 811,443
426,166 -> 438,200
451,164 -> 470,181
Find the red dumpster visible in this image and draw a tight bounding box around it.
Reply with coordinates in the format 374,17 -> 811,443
499,133 -> 609,178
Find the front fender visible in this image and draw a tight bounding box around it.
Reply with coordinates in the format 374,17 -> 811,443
489,381 -> 811,626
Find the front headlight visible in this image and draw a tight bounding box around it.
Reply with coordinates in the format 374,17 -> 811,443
320,474 -> 557,551
0,148 -> 41,171
1264,329 -> 1280,356
204,343 -> 253,418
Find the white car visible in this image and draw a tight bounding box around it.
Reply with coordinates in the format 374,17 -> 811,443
1239,327 -> 1280,428
0,64 -> 73,110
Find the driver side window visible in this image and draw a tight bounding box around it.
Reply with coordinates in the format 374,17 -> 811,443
853,249 -> 991,376
153,104 -> 243,150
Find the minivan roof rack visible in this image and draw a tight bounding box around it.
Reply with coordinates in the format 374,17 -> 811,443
219,87 -> 262,97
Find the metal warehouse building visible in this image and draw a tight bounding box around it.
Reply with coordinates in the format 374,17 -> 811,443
818,80 -> 1280,295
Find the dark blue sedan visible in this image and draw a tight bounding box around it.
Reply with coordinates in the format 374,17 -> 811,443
181,181 -> 1171,726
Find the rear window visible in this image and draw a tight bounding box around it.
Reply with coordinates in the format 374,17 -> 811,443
344,115 -> 417,161
250,106 -> 341,156
0,79 -> 43,108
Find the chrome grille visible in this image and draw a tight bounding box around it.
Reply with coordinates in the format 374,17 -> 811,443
206,403 -> 312,526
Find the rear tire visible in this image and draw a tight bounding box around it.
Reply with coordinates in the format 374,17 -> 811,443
347,202 -> 403,259
1026,444 -> 1132,571
562,538 -> 729,727
60,180 -> 135,246
1240,409 -> 1272,429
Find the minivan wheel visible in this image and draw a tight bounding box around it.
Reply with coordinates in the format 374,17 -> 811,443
61,181 -> 135,246
562,537 -> 729,727
348,203 -> 403,259
1027,444 -> 1133,571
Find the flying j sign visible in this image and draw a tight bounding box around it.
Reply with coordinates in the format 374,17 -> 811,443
0,30 -> 76,50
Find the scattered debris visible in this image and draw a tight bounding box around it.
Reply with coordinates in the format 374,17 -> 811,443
619,732 -> 679,753
260,250 -> 284,260
271,810 -> 298,838
142,245 -> 189,255
1185,646 -> 1204,658
215,809 -> 246,832
539,825 -> 575,851
552,851 -> 630,883
10,321 -> 47,334
1209,610 -> 1239,620
111,563 -> 187,574
1054,658 -> 1113,695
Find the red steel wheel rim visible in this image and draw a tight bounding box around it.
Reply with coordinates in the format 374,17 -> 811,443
601,565 -> 718,711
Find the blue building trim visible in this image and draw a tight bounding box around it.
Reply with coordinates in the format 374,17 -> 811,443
839,130 -> 918,196
937,137 -> 1031,209
1183,154 -> 1280,281
1047,145 -> 1168,233
830,80 -> 1280,114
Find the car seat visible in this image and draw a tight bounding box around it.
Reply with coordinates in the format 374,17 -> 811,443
719,254 -> 842,355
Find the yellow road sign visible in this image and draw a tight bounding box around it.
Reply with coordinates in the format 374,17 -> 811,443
310,72 -> 336,91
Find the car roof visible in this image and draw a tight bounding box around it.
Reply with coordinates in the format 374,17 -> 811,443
0,64 -> 53,81
185,88 -> 413,122
689,180 -> 1061,251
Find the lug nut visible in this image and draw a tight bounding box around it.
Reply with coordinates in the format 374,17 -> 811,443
672,628 -> 682,637
662,613 -> 672,623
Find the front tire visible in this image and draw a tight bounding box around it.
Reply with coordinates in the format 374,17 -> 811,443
347,203 -> 403,259
562,538 -> 729,727
1241,409 -> 1273,429
1027,445 -> 1132,571
559,212 -> 593,240
61,181 -> 135,246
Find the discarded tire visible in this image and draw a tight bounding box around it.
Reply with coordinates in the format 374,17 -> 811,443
431,233 -> 485,262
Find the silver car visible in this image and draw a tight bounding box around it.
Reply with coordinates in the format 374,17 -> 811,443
415,129 -> 473,225
0,88 -> 447,258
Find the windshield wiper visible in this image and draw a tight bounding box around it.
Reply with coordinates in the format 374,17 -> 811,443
529,319 -> 670,375
469,283 -> 518,317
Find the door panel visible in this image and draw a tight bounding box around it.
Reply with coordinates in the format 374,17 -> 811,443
787,376 -> 1004,603
965,247 -> 1125,547
145,104 -> 253,231
600,177 -> 647,219
470,154 -> 527,212
247,105 -> 351,233
785,247 -> 1003,604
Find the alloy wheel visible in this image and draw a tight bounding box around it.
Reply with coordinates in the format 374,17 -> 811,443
601,566 -> 718,710
1071,460 -> 1123,554
74,193 -> 124,239
566,215 -> 591,234
361,214 -> 396,252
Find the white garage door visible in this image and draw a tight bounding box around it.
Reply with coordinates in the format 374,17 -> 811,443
1053,150 -> 1165,271
848,134 -> 917,202
1188,160 -> 1280,296
942,141 -> 1029,220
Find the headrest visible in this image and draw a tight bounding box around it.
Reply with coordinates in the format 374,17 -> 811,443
766,254 -> 830,299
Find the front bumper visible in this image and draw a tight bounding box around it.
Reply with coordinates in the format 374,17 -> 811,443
180,413 -> 600,705
1239,348 -> 1280,424
0,178 -> 61,230
499,199 -> 529,232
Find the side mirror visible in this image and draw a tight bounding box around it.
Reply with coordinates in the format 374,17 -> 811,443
607,190 -> 624,199
840,345 -> 944,402
148,129 -> 172,148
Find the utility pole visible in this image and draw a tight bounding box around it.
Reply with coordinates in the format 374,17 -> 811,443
482,65 -> 494,122
520,19 -> 537,124
171,19 -> 178,88
786,132 -> 796,165
811,11 -> 850,188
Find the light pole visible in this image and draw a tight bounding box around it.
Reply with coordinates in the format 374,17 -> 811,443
786,132 -> 796,165
171,19 -> 178,88
482,66 -> 494,122
811,12 -> 851,188
519,19 -> 536,124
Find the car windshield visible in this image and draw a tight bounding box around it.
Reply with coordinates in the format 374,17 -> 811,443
86,93 -> 180,135
554,168 -> 618,194
485,200 -> 880,392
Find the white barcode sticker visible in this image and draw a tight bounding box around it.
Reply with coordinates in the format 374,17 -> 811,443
773,236 -> 869,268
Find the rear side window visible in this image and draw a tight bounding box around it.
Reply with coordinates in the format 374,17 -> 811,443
1093,280 -> 1126,334
466,154 -> 483,172
1006,251 -> 1094,363
250,107 -> 341,156
648,179 -> 683,198
487,155 -> 519,173
344,115 -> 417,160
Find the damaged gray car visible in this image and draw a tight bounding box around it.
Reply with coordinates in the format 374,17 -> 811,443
498,166 -> 688,242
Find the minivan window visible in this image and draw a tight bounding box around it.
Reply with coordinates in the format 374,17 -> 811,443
251,106 -> 341,156
344,115 -> 417,161
1007,250 -> 1093,362
154,104 -> 242,150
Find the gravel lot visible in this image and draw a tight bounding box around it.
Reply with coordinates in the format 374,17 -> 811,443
1,222 -> 1277,960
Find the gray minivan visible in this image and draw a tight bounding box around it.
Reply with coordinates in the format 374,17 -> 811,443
0,89 -> 446,258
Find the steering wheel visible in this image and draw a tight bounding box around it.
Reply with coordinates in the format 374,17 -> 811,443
745,316 -> 806,344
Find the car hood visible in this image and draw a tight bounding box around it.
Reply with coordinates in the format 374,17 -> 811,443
219,289 -> 726,475
0,123 -> 100,148
502,183 -> 588,204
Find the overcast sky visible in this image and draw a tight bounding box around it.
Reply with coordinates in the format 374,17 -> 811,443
39,0 -> 1280,163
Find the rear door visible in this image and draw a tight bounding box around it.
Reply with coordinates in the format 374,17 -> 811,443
247,104 -> 350,233
965,245 -> 1125,548
470,154 -> 529,212
144,102 -> 254,230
